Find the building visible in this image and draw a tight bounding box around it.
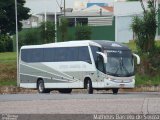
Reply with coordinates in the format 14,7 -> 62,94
23,0 -> 160,43
22,15 -> 42,28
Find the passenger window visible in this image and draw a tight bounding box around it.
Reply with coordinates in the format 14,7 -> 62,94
43,48 -> 56,62
21,49 -> 29,62
78,46 -> 91,63
31,49 -> 43,62
66,47 -> 78,61
21,48 -> 43,62
56,48 -> 67,61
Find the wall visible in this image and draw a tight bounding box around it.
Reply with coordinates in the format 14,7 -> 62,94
57,17 -> 115,42
114,1 -> 147,43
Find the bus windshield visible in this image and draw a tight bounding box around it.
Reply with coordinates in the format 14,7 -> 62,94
104,50 -> 134,77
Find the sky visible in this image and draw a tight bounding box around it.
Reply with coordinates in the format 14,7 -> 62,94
25,0 -> 114,14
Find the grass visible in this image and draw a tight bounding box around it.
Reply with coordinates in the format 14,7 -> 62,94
0,80 -> 17,86
0,52 -> 16,63
125,40 -> 160,51
125,40 -> 137,52
136,74 -> 160,86
156,40 -> 160,47
0,52 -> 17,86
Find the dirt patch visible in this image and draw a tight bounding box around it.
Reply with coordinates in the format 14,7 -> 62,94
0,62 -> 16,82
0,86 -> 37,94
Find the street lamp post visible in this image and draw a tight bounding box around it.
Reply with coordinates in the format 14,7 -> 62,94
64,0 -> 66,16
55,11 -> 57,42
15,0 -> 19,86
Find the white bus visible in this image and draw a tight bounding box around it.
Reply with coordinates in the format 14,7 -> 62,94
19,40 -> 140,94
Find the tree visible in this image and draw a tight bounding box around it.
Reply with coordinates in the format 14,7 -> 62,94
39,21 -> 55,43
18,28 -> 41,48
75,24 -> 92,40
131,0 -> 157,53
59,18 -> 68,41
0,0 -> 30,35
131,0 -> 159,75
0,34 -> 13,52
127,0 -> 139,1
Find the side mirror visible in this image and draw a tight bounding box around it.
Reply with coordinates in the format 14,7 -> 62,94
133,53 -> 140,65
96,52 -> 107,63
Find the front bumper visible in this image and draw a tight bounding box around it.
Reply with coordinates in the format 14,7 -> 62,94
104,78 -> 135,88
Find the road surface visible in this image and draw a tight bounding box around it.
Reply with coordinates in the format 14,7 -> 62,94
0,92 -> 160,114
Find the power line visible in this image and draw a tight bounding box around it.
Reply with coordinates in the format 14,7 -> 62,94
56,0 -> 63,12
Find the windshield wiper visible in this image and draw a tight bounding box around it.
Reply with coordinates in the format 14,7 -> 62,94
121,60 -> 130,75
110,58 -> 130,77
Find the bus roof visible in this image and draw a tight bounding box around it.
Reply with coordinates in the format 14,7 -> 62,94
92,40 -> 130,51
21,40 -> 100,49
21,40 -> 130,51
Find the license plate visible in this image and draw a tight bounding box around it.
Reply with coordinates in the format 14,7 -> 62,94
119,84 -> 125,88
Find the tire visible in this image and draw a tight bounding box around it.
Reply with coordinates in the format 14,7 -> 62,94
37,79 -> 50,93
58,89 -> 72,94
85,79 -> 93,94
112,88 -> 119,94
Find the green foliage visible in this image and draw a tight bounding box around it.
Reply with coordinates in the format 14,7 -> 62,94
125,40 -> 137,52
39,21 -> 55,43
59,18 -> 68,41
17,21 -> 55,48
126,40 -> 160,76
0,80 -> 17,86
18,28 -> 41,47
0,52 -> 16,63
0,52 -> 16,86
136,74 -> 160,86
127,0 -> 139,1
131,0 -> 159,76
0,34 -> 13,52
0,0 -> 30,35
131,0 -> 157,53
148,46 -> 160,73
75,25 -> 92,40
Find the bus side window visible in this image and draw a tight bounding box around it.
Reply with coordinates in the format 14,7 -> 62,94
43,48 -> 56,62
21,48 -> 43,63
78,46 -> 91,64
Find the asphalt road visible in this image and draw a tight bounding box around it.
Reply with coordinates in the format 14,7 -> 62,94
0,92 -> 160,114
0,92 -> 160,102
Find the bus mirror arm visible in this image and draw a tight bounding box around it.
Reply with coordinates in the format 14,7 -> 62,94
96,52 -> 107,63
133,53 -> 140,65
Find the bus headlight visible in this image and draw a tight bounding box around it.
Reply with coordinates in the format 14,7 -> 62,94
110,79 -> 133,83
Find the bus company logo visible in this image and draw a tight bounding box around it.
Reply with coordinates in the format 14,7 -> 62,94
111,43 -> 122,47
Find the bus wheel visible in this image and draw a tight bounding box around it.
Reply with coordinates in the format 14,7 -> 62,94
37,79 -> 46,93
58,89 -> 72,94
86,79 -> 93,94
112,88 -> 119,94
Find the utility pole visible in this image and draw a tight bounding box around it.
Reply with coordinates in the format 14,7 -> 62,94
64,0 -> 65,16
15,0 -> 19,87
55,12 -> 57,42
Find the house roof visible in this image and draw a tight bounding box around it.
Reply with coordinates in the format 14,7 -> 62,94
64,11 -> 113,17
82,5 -> 111,13
101,6 -> 113,12
37,12 -> 63,16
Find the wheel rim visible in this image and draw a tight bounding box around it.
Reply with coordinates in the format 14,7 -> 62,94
87,81 -> 90,91
39,82 -> 44,92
